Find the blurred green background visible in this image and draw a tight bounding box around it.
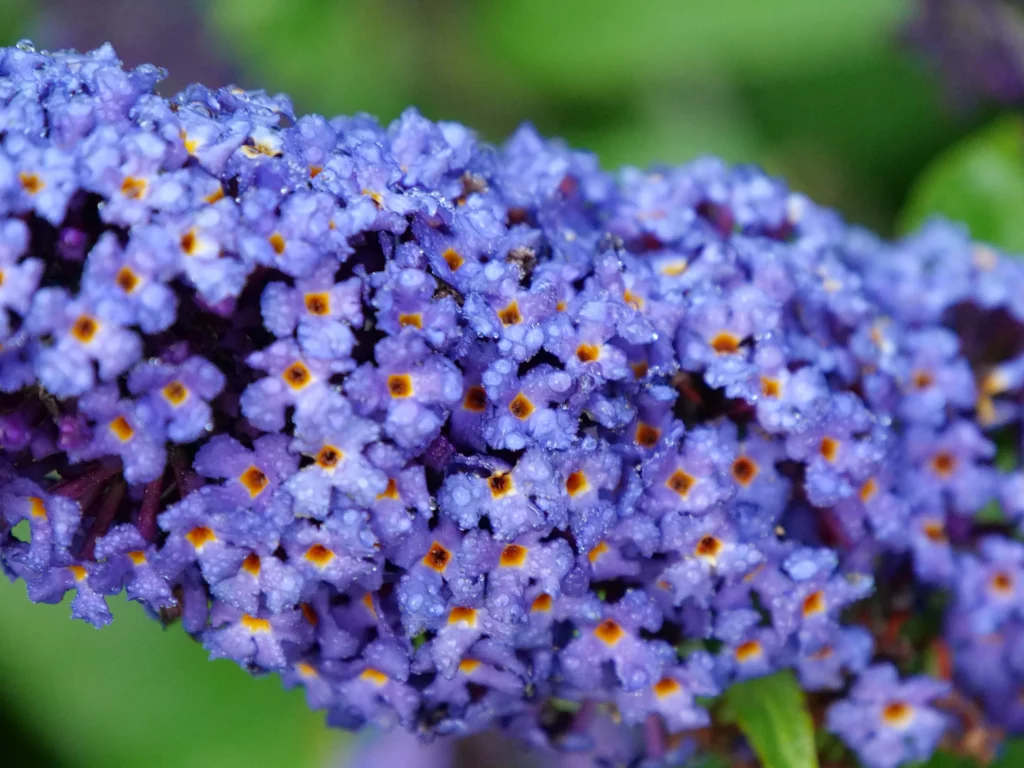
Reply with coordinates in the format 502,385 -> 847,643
0,1 -> 1002,766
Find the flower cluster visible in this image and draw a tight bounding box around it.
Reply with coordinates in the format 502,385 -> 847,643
2,42 -> 1022,767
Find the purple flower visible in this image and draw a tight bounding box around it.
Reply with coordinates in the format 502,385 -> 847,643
794,626 -> 873,691
660,508 -> 764,606
93,523 -> 174,610
261,265 -> 363,361
127,355 -> 225,443
785,393 -> 886,508
240,340 -> 337,432
640,427 -> 735,517
69,384 -> 166,484
25,287 -> 142,397
615,652 -> 718,731
559,592 -> 673,693
204,602 -> 308,671
193,434 -> 296,517
8,141 -> 78,224
282,514 -> 379,593
895,328 -> 977,426
954,536 -> 1024,633
79,126 -> 175,227
239,189 -> 335,278
0,479 -> 81,575
904,420 -> 998,516
371,264 -> 461,351
677,285 -> 778,390
209,548 -> 302,616
0,218 -> 40,340
80,231 -> 180,333
827,663 -> 949,768
345,334 -> 463,452
22,557 -> 113,627
285,393 -> 387,515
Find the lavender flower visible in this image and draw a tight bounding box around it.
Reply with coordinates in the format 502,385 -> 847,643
4,41 -> 1024,767
827,664 -> 949,768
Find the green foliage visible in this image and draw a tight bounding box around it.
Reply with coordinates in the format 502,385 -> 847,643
912,737 -> 1024,766
900,116 -> 1024,253
206,0 -> 422,121
918,754 -> 979,768
0,0 -> 31,41
473,0 -> 904,94
918,742 -> 1024,768
0,580 -> 340,768
719,671 -> 819,768
998,740 -> 1024,766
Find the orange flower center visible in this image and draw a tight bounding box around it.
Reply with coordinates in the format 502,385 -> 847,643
635,422 -> 660,448
594,619 -> 624,646
565,470 -> 590,497
423,541 -> 451,572
462,386 -> 488,412
710,331 -> 741,354
731,456 -> 758,486
387,373 -> 413,398
508,393 -> 534,420
500,544 -> 528,568
239,466 -> 269,497
667,469 -> 695,498
488,472 -> 514,498
304,292 -> 330,315
498,301 -> 522,326
19,171 -> 44,194
283,361 -> 312,390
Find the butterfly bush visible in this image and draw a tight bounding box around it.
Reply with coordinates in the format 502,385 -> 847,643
4,42 -> 1024,767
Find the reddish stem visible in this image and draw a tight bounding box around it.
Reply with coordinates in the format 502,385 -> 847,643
79,479 -> 126,560
51,460 -> 121,501
136,477 -> 163,541
170,451 -> 202,498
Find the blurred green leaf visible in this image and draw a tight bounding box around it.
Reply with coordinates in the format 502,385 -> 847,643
0,580 -> 338,768
916,737 -> 1024,767
0,0 -> 31,41
742,52 -> 961,232
919,753 -> 979,768
719,671 -> 819,768
995,739 -> 1024,767
900,116 -> 1024,253
206,0 -> 423,119
573,87 -> 764,170
469,0 -> 905,96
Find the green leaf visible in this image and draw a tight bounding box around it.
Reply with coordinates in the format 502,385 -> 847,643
899,116 -> 1024,254
720,671 -> 819,768
0,0 -> 32,41
916,737 -> 1024,767
468,0 -> 903,96
0,579 -> 341,768
206,0 -> 421,120
994,739 -> 1024,767
918,753 -> 979,768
